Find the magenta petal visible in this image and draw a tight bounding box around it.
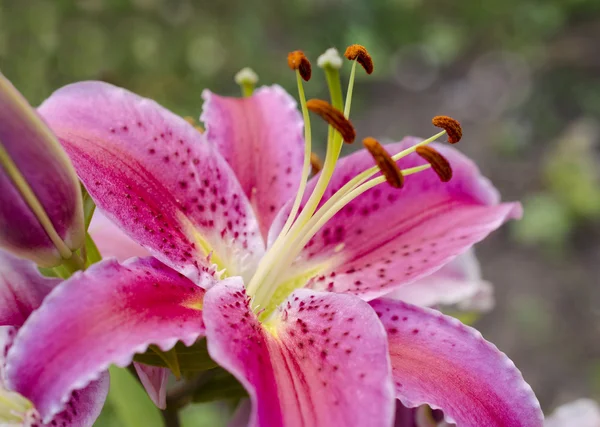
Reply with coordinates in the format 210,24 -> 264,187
201,86 -> 304,239
203,280 -> 394,427
272,139 -> 521,300
89,211 -> 150,261
39,81 -> 264,281
370,298 -> 543,427
0,73 -> 84,266
0,249 -> 60,327
5,257 -> 208,421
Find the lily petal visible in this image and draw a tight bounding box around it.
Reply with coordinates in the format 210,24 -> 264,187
201,86 -> 304,239
0,327 -> 109,427
370,298 -> 543,427
386,249 -> 494,312
0,72 -> 84,266
89,211 -> 149,261
5,257 -> 207,422
0,249 -> 59,327
203,280 -> 394,427
271,139 -> 521,300
37,374 -> 109,427
38,81 -> 264,281
133,362 -> 169,410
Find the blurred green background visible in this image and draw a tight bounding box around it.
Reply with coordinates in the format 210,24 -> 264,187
2,0 -> 600,424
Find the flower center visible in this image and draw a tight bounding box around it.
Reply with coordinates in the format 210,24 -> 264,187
244,46 -> 461,317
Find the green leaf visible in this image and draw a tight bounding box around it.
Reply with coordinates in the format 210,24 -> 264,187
192,369 -> 248,403
81,185 -> 96,230
83,233 -> 102,266
107,366 -> 164,427
134,339 -> 218,374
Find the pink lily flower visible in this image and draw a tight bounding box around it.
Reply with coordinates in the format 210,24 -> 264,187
0,250 -> 108,425
4,47 -> 543,426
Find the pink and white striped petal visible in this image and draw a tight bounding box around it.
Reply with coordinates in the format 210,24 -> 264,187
370,298 -> 543,427
201,86 -> 304,239
133,363 -> 169,409
39,82 -> 264,282
0,249 -> 59,327
5,257 -> 208,422
271,139 -> 520,301
203,280 -> 394,427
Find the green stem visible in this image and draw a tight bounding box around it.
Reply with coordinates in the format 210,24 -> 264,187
61,252 -> 85,274
161,407 -> 181,427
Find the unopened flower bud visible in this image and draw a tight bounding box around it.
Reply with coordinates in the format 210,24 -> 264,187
0,72 -> 84,267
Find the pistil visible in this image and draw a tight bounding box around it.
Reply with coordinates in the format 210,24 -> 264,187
234,67 -> 259,97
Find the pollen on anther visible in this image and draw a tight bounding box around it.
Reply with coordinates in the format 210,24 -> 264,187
363,137 -> 404,188
432,116 -> 462,144
416,146 -> 453,182
306,99 -> 356,143
344,44 -> 374,74
287,50 -> 312,81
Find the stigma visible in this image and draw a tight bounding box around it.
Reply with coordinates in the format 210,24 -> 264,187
246,45 -> 462,315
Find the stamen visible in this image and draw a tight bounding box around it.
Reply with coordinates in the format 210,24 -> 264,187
306,99 -> 356,143
310,152 -> 323,175
416,146 -> 452,182
363,137 -> 404,188
432,115 -> 462,144
344,44 -> 374,74
287,51 -> 312,81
